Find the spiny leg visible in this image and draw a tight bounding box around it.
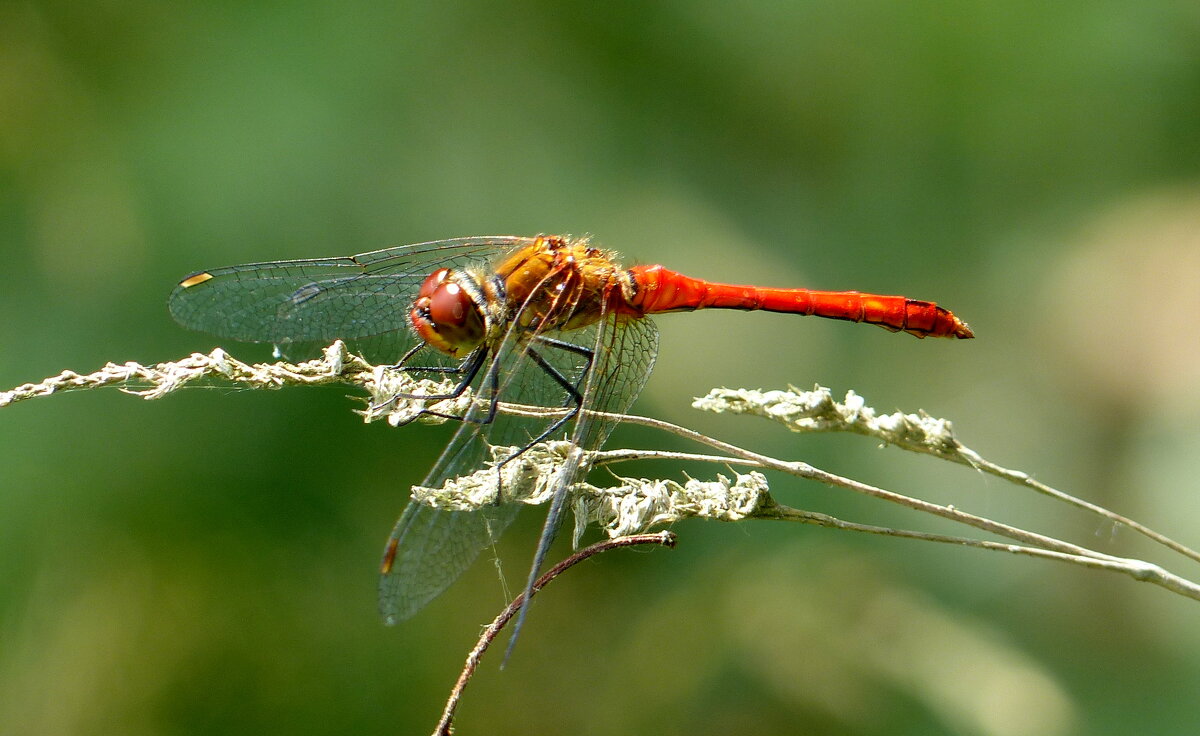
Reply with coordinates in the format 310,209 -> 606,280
372,344 -> 488,415
532,335 -> 595,406
494,337 -> 595,472
409,346 -> 499,423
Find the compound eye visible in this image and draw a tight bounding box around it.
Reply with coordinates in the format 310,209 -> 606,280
409,270 -> 485,358
418,268 -> 450,300
428,281 -> 474,328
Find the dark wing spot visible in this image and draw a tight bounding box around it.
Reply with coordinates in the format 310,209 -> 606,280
289,283 -> 322,305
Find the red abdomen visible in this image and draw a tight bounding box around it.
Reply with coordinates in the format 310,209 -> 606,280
624,264 -> 973,339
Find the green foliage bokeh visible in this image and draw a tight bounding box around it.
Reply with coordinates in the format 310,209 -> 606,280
3,2 -> 1200,734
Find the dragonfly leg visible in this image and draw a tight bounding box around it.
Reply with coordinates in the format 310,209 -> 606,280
371,345 -> 488,416
383,342 -> 426,371
494,338 -> 594,471
412,345 -> 500,425
393,343 -> 485,378
532,336 -> 595,408
470,343 -> 584,511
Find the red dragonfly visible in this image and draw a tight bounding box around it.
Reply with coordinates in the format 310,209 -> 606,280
170,235 -> 971,643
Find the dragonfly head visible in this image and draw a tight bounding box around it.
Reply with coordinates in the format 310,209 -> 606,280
410,268 -> 486,358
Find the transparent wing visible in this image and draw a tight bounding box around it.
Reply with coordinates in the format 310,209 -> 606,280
376,322 -> 603,623
573,315 -> 660,447
377,487 -> 520,625
503,311 -> 659,650
377,296 -> 660,624
168,236 -> 533,362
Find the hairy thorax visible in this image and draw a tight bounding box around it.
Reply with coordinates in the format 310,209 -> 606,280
483,236 -> 640,335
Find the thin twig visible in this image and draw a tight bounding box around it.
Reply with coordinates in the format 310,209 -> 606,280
431,531 -> 677,736
574,415 -> 1200,601
495,441 -> 1200,603
694,386 -> 1200,565
590,447 -> 1200,600
758,500 -> 1200,601
963,453 -> 1200,563
591,448 -> 752,467
8,348 -> 1200,604
582,410 -> 1126,562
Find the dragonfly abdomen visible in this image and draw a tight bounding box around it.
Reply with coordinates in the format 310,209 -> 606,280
625,264 -> 973,339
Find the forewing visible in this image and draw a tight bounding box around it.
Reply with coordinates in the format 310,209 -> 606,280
376,311 -> 655,624
375,335 -> 566,623
376,324 -> 592,622
168,236 -> 532,362
501,310 -> 660,652
377,260 -> 661,625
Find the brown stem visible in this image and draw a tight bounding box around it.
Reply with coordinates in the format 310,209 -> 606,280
430,531 -> 677,736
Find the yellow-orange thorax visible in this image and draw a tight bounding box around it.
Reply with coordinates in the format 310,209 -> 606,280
487,236 -> 636,333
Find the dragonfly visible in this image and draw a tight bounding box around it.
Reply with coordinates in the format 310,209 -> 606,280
169,234 -> 973,648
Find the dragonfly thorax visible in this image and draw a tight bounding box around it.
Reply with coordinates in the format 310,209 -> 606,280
409,268 -> 487,358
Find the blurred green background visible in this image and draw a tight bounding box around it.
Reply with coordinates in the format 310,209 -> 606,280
4,2 -> 1200,734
